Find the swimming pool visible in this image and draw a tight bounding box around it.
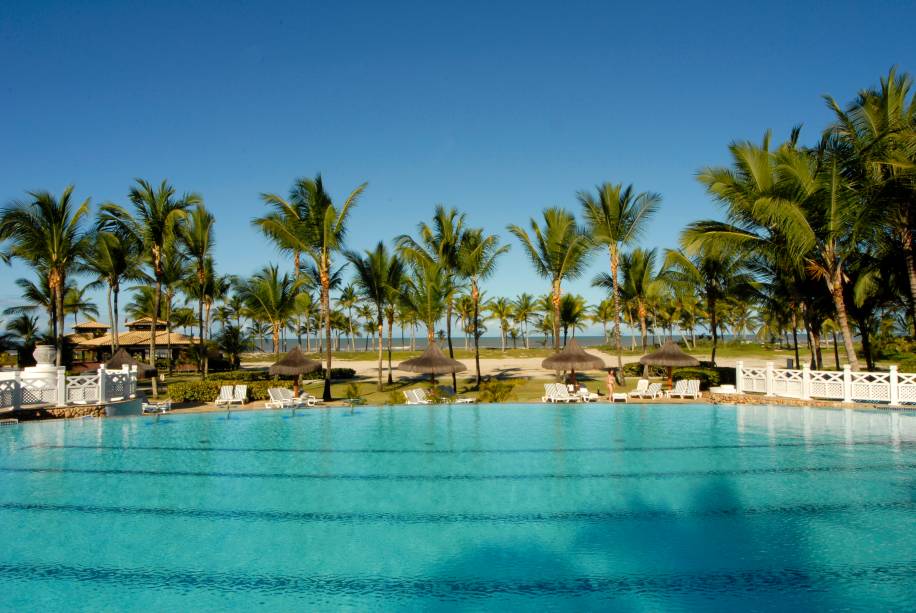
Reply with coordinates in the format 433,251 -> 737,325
0,403 -> 913,610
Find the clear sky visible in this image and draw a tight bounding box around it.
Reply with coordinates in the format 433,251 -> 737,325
1,1 -> 914,335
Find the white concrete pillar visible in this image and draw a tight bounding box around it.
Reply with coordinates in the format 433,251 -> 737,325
842,365 -> 853,403
55,366 -> 67,407
765,361 -> 774,396
801,364 -> 811,400
98,365 -> 107,403
735,361 -> 744,394
889,365 -> 899,406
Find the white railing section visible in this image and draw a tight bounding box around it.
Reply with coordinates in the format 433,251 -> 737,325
736,361 -> 913,406
0,365 -> 137,410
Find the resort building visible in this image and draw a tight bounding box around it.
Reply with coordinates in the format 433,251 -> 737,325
70,318 -> 196,364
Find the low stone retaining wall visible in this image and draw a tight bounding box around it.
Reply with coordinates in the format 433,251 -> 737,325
710,392 -> 914,411
7,405 -> 107,421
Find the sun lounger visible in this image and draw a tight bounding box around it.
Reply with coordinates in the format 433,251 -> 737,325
266,387 -> 304,409
611,392 -> 628,403
542,383 -> 578,403
575,385 -> 600,402
230,385 -> 247,405
436,385 -> 475,404
142,400 -> 171,414
635,382 -> 662,399
214,385 -> 234,407
628,379 -> 650,397
404,389 -> 432,405
668,379 -> 701,399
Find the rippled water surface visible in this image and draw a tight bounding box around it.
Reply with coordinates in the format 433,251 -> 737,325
1,403 -> 914,611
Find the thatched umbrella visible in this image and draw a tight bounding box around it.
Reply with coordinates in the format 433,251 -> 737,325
542,339 -> 606,388
398,342 -> 467,383
106,348 -> 157,379
269,346 -> 322,396
639,340 -> 700,387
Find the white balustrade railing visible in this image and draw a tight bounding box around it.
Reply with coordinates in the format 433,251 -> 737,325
736,361 -> 913,406
0,365 -> 137,410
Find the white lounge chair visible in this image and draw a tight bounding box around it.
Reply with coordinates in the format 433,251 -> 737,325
142,400 -> 171,414
611,392 -> 628,403
635,382 -> 663,399
574,385 -> 600,402
542,383 -> 578,403
404,389 -> 432,405
266,387 -> 302,409
436,386 -> 475,404
628,379 -> 650,397
230,385 -> 247,405
214,385 -> 234,407
668,379 -> 701,399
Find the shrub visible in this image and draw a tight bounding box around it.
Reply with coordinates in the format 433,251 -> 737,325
303,368 -> 356,380
672,367 -> 721,390
344,382 -> 360,400
622,362 -> 665,377
167,379 -> 296,402
477,379 -> 515,403
385,390 -> 403,405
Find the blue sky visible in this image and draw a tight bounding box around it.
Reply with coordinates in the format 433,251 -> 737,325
1,1 -> 914,334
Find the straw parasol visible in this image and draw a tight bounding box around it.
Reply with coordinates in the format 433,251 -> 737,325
398,342 -> 467,383
105,348 -> 157,379
269,346 -> 322,396
541,339 -> 606,388
639,340 -> 700,387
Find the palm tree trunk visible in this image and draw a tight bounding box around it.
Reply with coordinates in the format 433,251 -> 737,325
198,297 -> 205,378
112,285 -> 120,350
150,277 -> 160,396
792,313 -> 800,369
472,280 -> 481,386
387,314 -> 394,385
827,274 -> 859,370
832,330 -> 841,369
446,301 -> 457,391
320,258 -> 333,401
272,322 -> 280,355
203,303 -> 211,377
551,279 -> 561,351
107,286 -> 115,355
348,307 -> 355,352
610,246 -> 622,369
54,281 -> 65,367
901,227 -> 916,337
708,293 -> 717,366
638,302 -> 648,353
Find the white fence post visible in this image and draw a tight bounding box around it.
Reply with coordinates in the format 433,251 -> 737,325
765,361 -> 774,396
12,371 -> 21,411
128,365 -> 136,398
889,365 -> 899,406
801,364 -> 811,400
98,365 -> 107,403
842,365 -> 853,403
735,361 -> 743,394
55,366 -> 67,407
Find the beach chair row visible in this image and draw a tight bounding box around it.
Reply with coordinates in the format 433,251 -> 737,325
541,383 -> 599,403
215,385 -> 247,406
266,387 -> 322,409
403,387 -> 475,405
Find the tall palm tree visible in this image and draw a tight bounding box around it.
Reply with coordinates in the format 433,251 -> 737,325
239,265 -> 300,356
559,294 -> 589,343
663,247 -> 753,365
579,182 -> 661,367
63,286 -> 99,329
487,297 -> 514,351
84,230 -> 143,351
346,242 -> 403,390
0,186 -> 91,366
456,228 -> 509,385
257,174 -> 366,401
512,293 -> 536,349
337,283 -> 359,351
597,248 -> 662,352
100,179 -> 199,394
179,204 -> 215,374
397,206 -> 467,389
508,208 -> 592,350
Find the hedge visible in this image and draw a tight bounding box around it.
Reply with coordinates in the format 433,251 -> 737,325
672,367 -> 721,389
167,379 -> 310,402
208,368 -> 356,382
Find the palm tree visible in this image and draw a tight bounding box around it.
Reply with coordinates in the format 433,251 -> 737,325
346,242 -> 403,390
84,230 -> 143,351
593,297 -> 615,344
663,247 -> 753,365
597,248 -> 662,352
257,174 -> 366,401
402,257 -> 447,344
238,265 -> 300,356
487,297 -> 514,351
579,182 -> 661,367
179,204 -> 215,374
63,286 -> 99,329
558,294 -> 589,344
216,324 -> 251,369
0,187 -> 91,366
294,292 -> 318,352
3,314 -> 41,365
508,208 -> 592,350
456,228 -> 509,385
100,179 -> 199,394
512,293 -> 536,349
397,206 -> 467,389
337,283 -> 359,351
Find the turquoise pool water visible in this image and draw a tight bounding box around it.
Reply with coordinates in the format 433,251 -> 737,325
0,403 -> 914,611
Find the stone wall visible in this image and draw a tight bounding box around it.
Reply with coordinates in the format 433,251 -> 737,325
709,392 -> 914,411
9,405 -> 106,421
